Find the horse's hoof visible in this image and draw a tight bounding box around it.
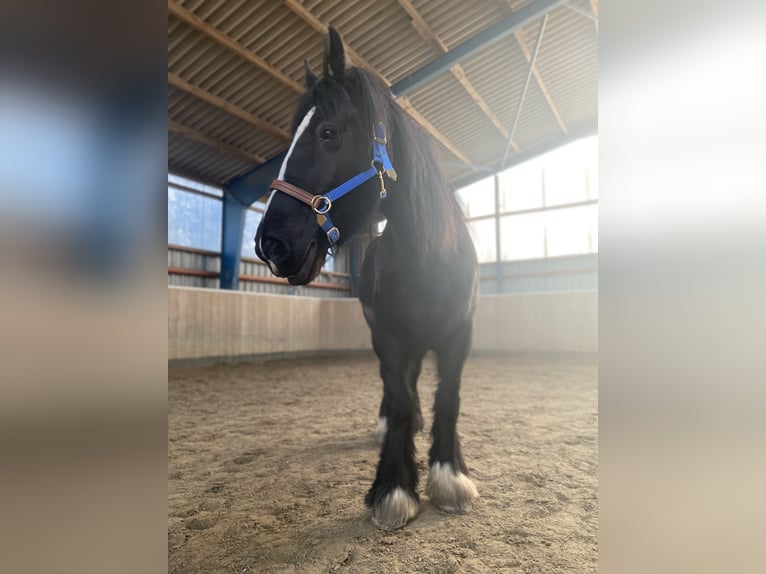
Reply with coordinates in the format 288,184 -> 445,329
370,487 -> 419,530
426,462 -> 478,514
374,416 -> 387,446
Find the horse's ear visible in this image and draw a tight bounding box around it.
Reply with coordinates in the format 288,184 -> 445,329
323,26 -> 346,80
304,59 -> 318,89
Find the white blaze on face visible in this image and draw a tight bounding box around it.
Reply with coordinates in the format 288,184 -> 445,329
262,106 -> 316,217
259,106 -> 316,262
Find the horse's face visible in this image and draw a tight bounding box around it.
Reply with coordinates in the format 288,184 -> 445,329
255,28 -> 375,285
255,97 -> 368,284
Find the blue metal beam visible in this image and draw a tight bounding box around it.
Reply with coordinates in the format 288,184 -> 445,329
220,191 -> 247,290
225,151 -> 285,204
218,152 -> 286,290
390,0 -> 569,98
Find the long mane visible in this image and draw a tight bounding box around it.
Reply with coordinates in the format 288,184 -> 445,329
343,68 -> 462,257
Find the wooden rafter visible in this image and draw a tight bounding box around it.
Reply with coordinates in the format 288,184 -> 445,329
589,0 -> 599,32
281,0 -> 474,167
396,0 -> 520,152
168,0 -> 303,94
168,120 -> 266,165
495,0 -> 568,135
564,1 -> 599,31
396,98 -> 471,163
168,72 -> 290,142
168,167 -> 225,187
169,0 -> 474,167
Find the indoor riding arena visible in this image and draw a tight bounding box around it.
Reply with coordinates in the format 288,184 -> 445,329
168,1 -> 598,572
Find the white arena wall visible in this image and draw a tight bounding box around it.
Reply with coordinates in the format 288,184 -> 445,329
168,286 -> 597,362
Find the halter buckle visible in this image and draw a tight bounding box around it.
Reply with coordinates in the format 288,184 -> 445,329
326,227 -> 340,244
373,121 -> 387,144
311,195 -> 332,214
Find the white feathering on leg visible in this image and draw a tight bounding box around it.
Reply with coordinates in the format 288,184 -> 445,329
426,462 -> 478,514
370,487 -> 419,531
374,416 -> 388,446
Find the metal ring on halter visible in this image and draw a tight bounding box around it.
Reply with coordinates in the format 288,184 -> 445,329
311,195 -> 332,214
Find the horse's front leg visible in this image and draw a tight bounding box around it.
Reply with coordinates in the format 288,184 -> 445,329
375,358 -> 424,446
365,330 -> 421,530
427,320 -> 478,514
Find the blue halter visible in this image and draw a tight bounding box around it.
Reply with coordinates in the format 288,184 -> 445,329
311,121 -> 397,245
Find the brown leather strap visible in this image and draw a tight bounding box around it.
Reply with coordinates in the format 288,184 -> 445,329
270,179 -> 315,207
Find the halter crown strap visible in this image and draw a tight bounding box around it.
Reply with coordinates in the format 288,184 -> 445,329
373,121 -> 397,181
269,121 -> 396,246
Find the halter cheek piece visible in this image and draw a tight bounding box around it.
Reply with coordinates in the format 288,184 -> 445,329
270,121 -> 397,246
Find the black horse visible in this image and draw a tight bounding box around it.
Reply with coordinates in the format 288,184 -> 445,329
255,28 -> 478,530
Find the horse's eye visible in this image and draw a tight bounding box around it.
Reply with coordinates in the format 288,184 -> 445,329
320,128 -> 337,142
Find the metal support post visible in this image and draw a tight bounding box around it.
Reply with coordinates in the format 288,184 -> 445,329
501,14 -> 550,169
494,174 -> 503,294
220,191 -> 247,290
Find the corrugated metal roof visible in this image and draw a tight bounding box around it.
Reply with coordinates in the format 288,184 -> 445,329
168,0 -> 597,187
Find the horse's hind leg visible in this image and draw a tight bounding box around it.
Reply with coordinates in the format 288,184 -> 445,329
427,320 -> 478,514
366,330 -> 423,530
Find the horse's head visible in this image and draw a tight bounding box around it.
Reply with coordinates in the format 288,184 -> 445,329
255,27 -> 388,285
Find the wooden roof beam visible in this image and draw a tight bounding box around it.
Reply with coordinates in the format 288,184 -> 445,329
168,72 -> 290,142
170,0 -> 475,168
281,0 -> 475,167
168,120 -> 266,165
564,1 -> 599,31
590,0 -> 599,32
168,0 -> 303,94
396,0 -> 520,152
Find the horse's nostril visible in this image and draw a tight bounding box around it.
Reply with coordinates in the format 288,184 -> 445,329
263,236 -> 292,265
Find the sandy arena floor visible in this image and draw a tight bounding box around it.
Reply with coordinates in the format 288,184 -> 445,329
168,354 -> 597,573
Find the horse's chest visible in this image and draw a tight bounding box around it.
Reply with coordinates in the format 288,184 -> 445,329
359,240 -> 475,339
364,273 -> 457,334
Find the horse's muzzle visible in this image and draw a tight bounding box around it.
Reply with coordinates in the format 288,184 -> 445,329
286,241 -> 321,285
